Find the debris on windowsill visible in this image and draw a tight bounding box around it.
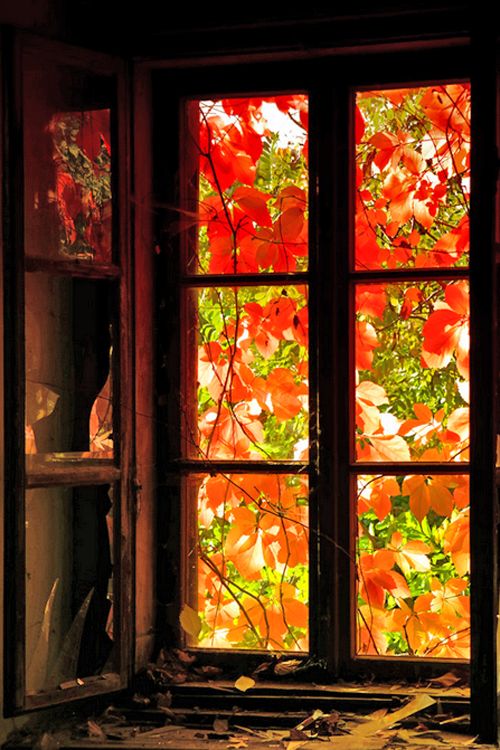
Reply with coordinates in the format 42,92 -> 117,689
4,658 -> 482,750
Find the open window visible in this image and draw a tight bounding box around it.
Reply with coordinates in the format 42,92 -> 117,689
2,34 -> 133,713
153,43 -> 497,741
2,24 -> 497,747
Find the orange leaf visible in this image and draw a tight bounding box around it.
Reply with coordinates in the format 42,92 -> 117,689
428,479 -> 454,516
402,475 -> 430,522
363,435 -> 411,462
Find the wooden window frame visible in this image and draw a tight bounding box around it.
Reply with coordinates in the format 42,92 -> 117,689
0,23 -> 495,746
151,37 -> 498,743
2,31 -> 134,714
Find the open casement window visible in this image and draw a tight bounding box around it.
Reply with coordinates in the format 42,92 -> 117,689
2,34 -> 133,713
154,44 -> 498,742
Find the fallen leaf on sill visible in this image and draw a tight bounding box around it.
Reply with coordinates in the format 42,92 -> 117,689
274,659 -> 303,676
173,648 -> 197,664
213,718 -> 229,733
87,721 -> 106,740
33,732 -> 60,750
153,690 -> 172,708
131,692 -> 150,706
351,693 -> 436,736
227,739 -> 248,749
428,671 -> 462,688
252,660 -> 275,676
179,603 -> 202,639
287,742 -> 308,750
234,675 -> 256,692
321,712 -> 344,736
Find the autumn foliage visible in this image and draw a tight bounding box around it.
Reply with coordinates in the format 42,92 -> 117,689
184,85 -> 470,658
49,110 -> 112,262
356,85 -> 470,657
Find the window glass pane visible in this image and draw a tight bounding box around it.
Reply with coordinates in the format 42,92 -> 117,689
184,473 -> 309,651
355,84 -> 470,270
356,473 -> 470,659
26,485 -> 116,693
183,285 -> 308,460
184,95 -> 308,275
23,49 -> 113,263
354,280 -> 469,462
25,274 -> 114,460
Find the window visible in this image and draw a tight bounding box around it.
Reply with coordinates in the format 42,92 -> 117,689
153,45 -> 497,739
180,95 -> 311,652
2,26 -> 497,747
2,35 -> 133,713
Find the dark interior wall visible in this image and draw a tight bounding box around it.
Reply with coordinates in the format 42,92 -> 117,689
0,0 -> 64,36
2,2 -> 471,57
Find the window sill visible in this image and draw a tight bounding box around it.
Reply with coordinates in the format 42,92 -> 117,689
3,678 -> 478,750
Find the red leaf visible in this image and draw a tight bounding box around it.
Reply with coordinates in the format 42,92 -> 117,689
355,320 -> 380,370
232,186 -> 272,227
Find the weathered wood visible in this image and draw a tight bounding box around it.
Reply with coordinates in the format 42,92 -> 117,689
25,257 -> 121,279
24,672 -> 122,710
133,63 -> 156,672
26,464 -> 120,488
3,31 -> 133,713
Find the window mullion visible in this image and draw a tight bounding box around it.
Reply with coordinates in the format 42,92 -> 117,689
468,23 -> 498,743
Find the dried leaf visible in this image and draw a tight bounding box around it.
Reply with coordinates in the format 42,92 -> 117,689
179,604 -> 202,639
33,733 -> 60,750
274,659 -> 302,675
287,742 -> 308,750
213,718 -> 229,733
173,648 -> 197,664
352,694 -> 436,736
252,660 -> 274,676
131,693 -> 150,706
320,711 -> 342,736
234,675 -> 255,692
428,671 -> 462,688
154,690 -> 172,708
87,720 -> 106,740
